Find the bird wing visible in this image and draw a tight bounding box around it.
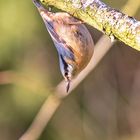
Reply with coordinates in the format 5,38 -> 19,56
44,19 -> 75,61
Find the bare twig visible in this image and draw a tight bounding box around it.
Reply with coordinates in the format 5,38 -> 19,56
19,0 -> 140,140
19,36 -> 113,140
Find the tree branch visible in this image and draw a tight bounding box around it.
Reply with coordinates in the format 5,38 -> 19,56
40,0 -> 140,51
19,0 -> 140,140
19,36 -> 113,140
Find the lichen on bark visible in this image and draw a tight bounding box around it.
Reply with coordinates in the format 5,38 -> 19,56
40,0 -> 140,51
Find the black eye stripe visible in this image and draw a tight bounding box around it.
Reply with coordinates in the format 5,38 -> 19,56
60,55 -> 69,75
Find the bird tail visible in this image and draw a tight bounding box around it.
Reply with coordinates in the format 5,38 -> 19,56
32,0 -> 45,10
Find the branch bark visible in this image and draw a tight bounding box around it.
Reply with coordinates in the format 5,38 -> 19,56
40,0 -> 140,51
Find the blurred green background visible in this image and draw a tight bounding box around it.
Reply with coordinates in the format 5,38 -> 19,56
0,0 -> 140,140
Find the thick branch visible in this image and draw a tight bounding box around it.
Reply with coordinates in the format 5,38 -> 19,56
40,0 -> 140,51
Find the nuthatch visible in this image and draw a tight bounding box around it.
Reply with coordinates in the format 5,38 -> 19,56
33,0 -> 94,92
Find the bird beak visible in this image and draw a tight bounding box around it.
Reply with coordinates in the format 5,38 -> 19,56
66,80 -> 71,93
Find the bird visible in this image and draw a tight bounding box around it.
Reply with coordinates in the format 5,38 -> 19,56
33,0 -> 94,92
